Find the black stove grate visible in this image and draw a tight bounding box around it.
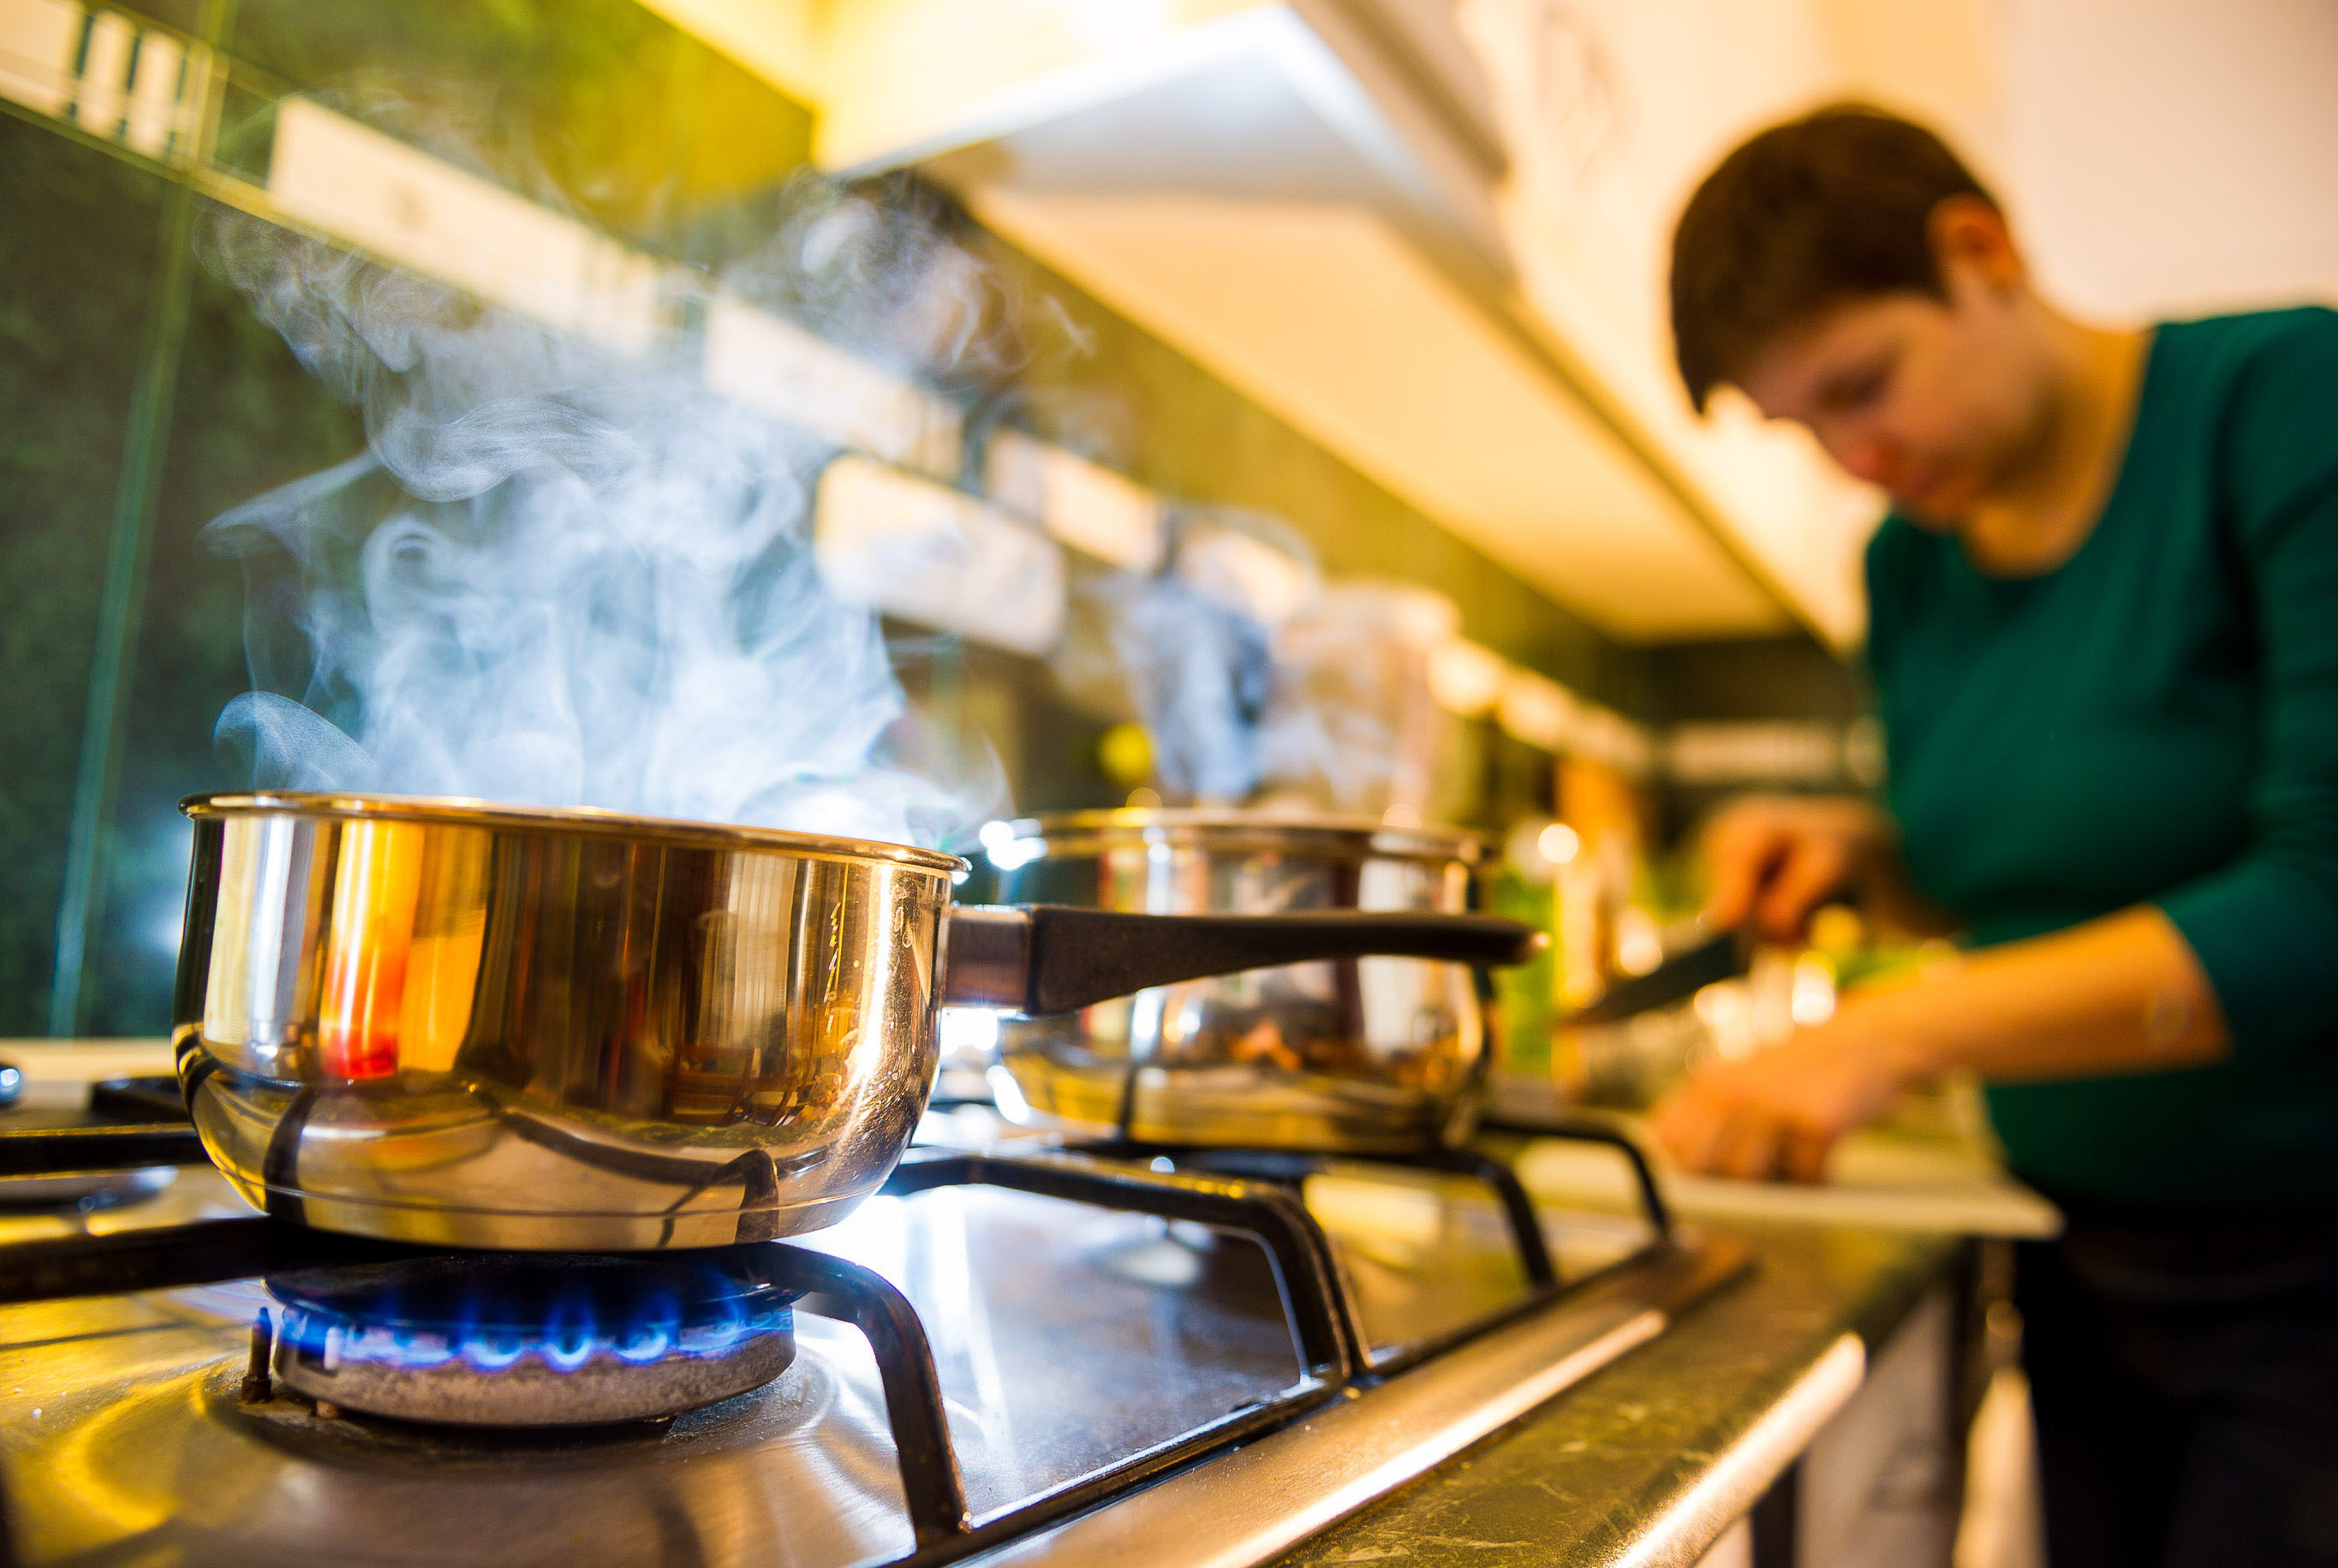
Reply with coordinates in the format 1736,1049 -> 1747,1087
1062,1130 -> 1670,1375
0,1100 -> 1676,1567
0,1159 -> 1347,1559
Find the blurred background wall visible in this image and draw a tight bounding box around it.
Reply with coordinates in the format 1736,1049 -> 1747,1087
0,0 -> 1636,1039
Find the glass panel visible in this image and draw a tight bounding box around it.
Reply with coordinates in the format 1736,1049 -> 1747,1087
77,3 -> 819,1034
80,203 -> 373,1037
112,0 -> 206,36
225,0 -> 812,253
0,114 -> 165,1036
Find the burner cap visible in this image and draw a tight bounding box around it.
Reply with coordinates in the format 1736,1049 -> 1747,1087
265,1254 -> 796,1427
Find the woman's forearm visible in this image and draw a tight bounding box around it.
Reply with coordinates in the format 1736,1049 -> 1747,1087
1847,904 -> 2230,1082
1651,904 -> 2234,1182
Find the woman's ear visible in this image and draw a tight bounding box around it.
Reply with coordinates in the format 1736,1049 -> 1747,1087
1928,195 -> 2025,295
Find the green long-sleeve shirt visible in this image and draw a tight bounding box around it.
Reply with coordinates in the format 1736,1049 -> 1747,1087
1866,307 -> 2338,1212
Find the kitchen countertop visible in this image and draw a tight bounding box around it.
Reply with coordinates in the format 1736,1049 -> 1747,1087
1271,1219 -> 1964,1568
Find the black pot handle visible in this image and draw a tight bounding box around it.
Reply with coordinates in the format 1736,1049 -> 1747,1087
941,904 -> 1547,1017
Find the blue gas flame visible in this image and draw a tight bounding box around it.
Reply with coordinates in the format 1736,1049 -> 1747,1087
271,1265 -> 792,1375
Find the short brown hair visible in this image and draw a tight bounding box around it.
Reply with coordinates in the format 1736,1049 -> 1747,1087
1668,104 -> 1996,411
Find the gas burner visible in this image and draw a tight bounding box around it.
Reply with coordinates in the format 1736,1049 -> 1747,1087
263,1253 -> 796,1428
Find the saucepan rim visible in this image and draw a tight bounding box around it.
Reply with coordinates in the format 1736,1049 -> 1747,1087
180,790 -> 969,875
1003,807 -> 1492,864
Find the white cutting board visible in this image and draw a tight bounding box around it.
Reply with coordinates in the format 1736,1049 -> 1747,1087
1515,1117 -> 2062,1239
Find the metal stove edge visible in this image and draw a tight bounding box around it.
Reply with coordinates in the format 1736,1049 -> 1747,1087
957,1231 -> 1756,1568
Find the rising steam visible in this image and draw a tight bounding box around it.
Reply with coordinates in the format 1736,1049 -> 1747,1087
1059,513 -> 1452,817
200,152 -> 1000,848
1078,569 -> 1273,803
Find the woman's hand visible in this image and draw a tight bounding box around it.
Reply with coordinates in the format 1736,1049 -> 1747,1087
1648,906 -> 2230,1183
1702,795 -> 1935,944
1648,1010 -> 1928,1182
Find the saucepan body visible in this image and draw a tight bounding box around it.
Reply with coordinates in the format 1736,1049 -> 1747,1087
176,793 -> 963,1250
174,793 -> 1541,1249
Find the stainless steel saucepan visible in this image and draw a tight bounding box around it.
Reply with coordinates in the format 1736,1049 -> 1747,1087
983,809 -> 1509,1154
173,792 -> 1541,1250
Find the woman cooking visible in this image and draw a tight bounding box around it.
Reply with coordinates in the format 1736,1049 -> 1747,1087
1648,106 -> 2338,1565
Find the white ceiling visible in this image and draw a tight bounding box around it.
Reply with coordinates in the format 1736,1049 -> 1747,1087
963,185 -> 1786,640
640,0 -> 1834,644
898,2 -> 1804,643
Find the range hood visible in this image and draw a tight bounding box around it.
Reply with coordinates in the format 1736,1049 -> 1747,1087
647,0 -> 1849,644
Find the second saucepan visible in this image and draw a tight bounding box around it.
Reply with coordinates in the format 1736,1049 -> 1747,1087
981,809 -> 1512,1154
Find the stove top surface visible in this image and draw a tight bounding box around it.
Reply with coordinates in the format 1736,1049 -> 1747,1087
0,1052 -> 1741,1568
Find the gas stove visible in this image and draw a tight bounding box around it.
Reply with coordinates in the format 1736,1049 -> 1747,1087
0,1046 -> 1746,1568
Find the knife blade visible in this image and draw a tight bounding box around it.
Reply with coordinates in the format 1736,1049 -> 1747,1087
1568,929 -> 1748,1025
